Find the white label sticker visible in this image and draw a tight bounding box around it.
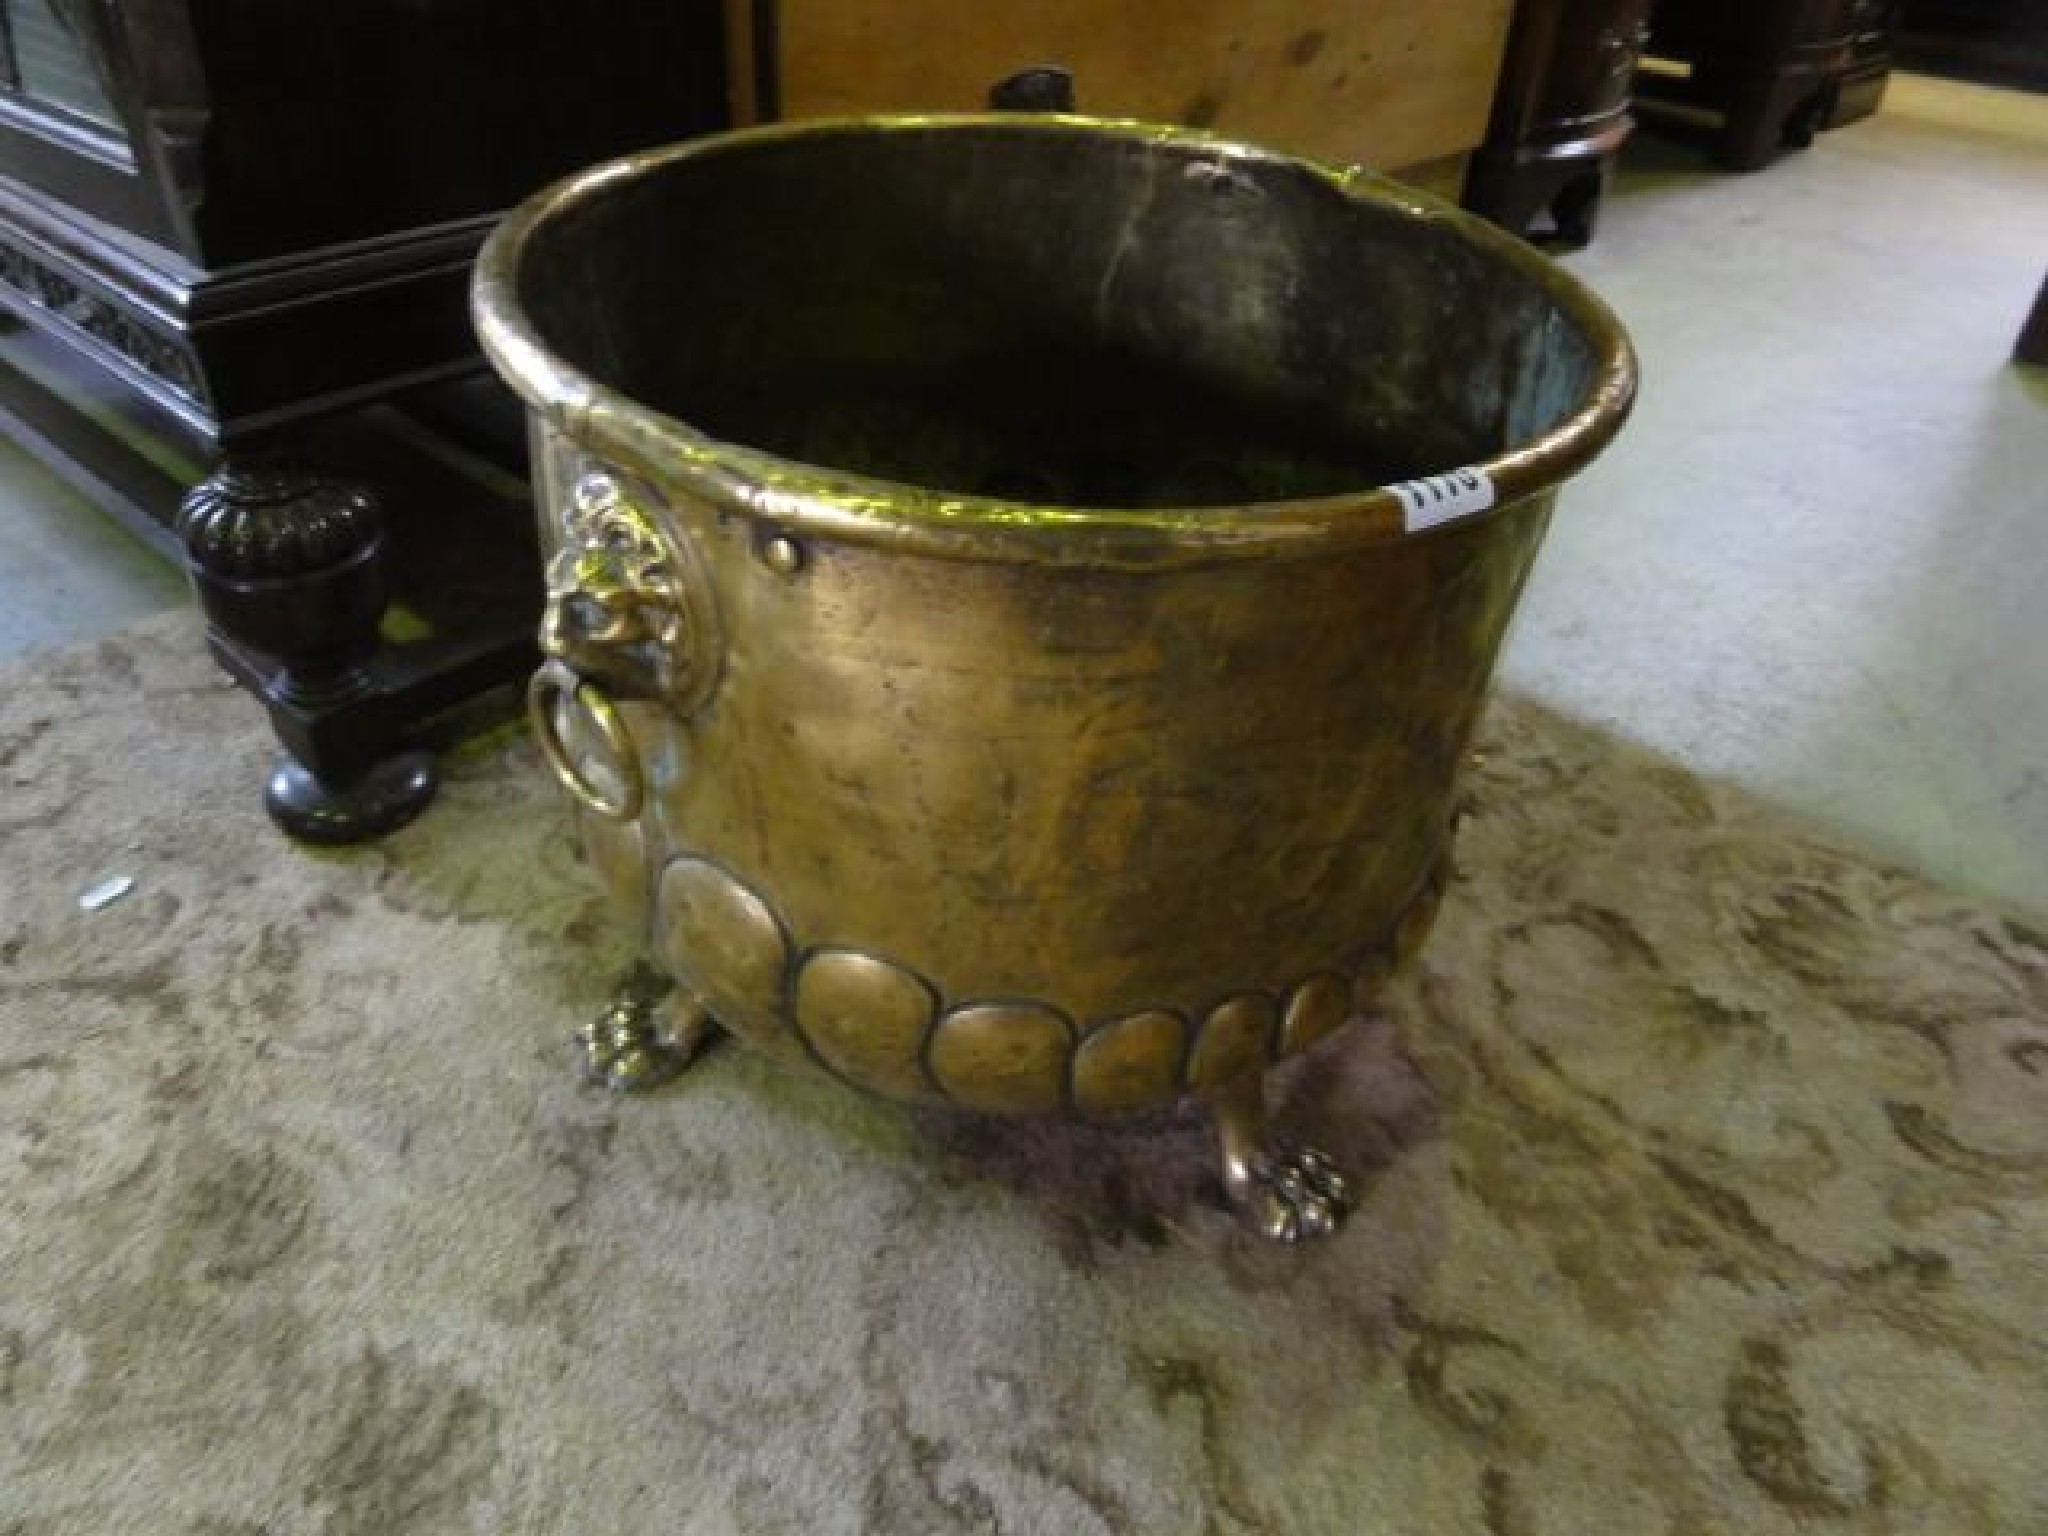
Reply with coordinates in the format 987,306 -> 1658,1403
1391,467 -> 1496,531
78,875 -> 135,912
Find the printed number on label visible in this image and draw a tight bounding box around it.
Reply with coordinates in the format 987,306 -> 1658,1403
1391,467 -> 1495,532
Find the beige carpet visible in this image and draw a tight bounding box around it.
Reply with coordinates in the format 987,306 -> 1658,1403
2,611 -> 2043,1535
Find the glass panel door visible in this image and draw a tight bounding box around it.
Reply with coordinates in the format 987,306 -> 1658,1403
2,0 -> 120,130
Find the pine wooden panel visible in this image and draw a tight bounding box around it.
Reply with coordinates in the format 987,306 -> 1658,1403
735,0 -> 1515,176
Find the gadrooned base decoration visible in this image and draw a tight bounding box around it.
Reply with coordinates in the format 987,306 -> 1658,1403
642,849 -> 1446,1116
180,459 -> 450,845
623,843 -> 1446,1241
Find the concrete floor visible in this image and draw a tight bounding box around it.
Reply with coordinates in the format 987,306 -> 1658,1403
0,73 -> 2043,915
0,429 -> 185,656
1519,73 -> 2048,919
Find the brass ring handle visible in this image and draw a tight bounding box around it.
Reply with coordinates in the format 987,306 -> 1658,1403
528,659 -> 645,822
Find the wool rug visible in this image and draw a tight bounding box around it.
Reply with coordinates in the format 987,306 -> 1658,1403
1,611 -> 2043,1535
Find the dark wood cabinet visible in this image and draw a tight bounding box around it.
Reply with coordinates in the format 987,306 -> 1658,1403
0,1 -> 727,437
2018,271 -> 2048,367
1896,0 -> 2048,92
1636,0 -> 1893,170
1465,0 -> 1656,243
1830,0 -> 1906,127
0,1 -> 730,839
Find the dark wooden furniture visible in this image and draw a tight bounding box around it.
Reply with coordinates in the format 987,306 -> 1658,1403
0,0 -> 727,840
1636,0 -> 1897,170
1896,0 -> 2048,93
1465,0 -> 1655,244
1829,0 -> 1907,128
2018,272 -> 2048,367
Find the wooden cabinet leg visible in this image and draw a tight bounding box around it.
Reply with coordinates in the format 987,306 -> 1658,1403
1716,80 -> 1788,170
1465,153 -> 1614,249
1463,154 -> 1556,241
1715,75 -> 1833,171
1549,162 -> 1611,247
177,455 -> 437,843
2015,272 -> 2048,367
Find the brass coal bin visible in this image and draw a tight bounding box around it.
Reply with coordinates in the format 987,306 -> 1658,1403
473,116 -> 1636,1242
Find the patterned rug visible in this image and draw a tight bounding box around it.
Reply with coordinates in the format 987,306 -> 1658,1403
2,611 -> 2043,1535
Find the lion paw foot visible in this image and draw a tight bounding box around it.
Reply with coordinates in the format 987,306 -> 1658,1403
573,981 -> 714,1093
1227,1145 -> 1353,1244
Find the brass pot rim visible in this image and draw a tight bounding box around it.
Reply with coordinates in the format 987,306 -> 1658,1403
472,113 -> 1637,569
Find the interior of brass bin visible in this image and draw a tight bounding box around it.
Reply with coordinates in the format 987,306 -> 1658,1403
472,117 -> 1634,1242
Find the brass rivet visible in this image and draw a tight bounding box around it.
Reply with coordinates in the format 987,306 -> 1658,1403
761,535 -> 804,575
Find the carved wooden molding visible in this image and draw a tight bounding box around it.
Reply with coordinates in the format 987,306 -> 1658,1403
0,233 -> 207,406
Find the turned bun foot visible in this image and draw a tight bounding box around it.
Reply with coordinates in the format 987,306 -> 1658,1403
263,749 -> 437,844
179,456 -> 443,845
